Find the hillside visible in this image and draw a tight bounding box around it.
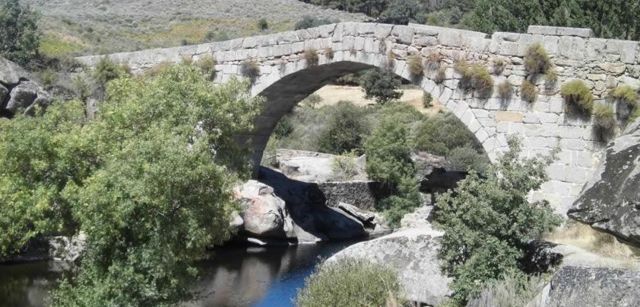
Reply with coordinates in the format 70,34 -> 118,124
23,0 -> 367,57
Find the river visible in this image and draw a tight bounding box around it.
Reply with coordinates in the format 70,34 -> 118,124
0,242 -> 352,307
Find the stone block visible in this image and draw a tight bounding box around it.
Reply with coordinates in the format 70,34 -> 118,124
527,25 -> 593,38
392,26 -> 414,45
495,111 -> 524,122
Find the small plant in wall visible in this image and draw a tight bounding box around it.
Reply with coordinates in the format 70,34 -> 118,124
521,80 -> 538,103
593,104 -> 616,141
407,54 -> 424,78
609,85 -> 638,121
524,43 -> 552,76
304,48 -> 319,67
561,80 -> 594,117
426,52 -> 443,71
497,80 -> 513,101
241,59 -> 260,83
434,67 -> 446,84
544,67 -> 558,90
195,55 -> 217,81
492,58 -> 506,75
324,47 -> 334,60
458,62 -> 494,99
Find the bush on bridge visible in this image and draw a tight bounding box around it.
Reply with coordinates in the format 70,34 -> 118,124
457,62 -> 494,99
304,48 -> 319,67
610,85 -> 638,122
521,80 -> 538,103
524,43 -> 552,76
561,79 -> 594,116
593,104 -> 616,140
241,59 -> 260,83
434,137 -> 561,306
407,54 -> 424,77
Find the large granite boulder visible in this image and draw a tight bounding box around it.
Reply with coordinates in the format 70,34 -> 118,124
327,227 -> 452,306
235,180 -> 294,238
529,266 -> 640,307
568,119 -> 640,247
0,57 -> 51,116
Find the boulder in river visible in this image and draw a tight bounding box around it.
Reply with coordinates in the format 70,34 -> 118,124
568,118 -> 640,248
235,180 -> 295,239
327,227 -> 452,306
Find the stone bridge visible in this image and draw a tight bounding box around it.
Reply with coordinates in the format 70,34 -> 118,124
78,22 -> 640,214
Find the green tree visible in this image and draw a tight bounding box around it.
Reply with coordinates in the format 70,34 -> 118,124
318,101 -> 370,154
359,68 -> 402,105
414,112 -> 483,157
433,138 -> 561,305
379,0 -> 416,24
0,0 -> 40,65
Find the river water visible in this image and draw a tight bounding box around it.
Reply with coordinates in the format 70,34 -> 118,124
0,243 -> 352,307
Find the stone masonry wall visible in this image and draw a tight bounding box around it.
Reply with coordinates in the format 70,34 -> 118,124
77,23 -> 640,215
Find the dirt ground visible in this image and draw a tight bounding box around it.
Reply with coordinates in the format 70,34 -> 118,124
313,85 -> 445,115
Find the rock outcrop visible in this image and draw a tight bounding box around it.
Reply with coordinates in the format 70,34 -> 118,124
529,266 -> 640,307
0,57 -> 51,116
327,227 -> 452,306
568,119 -> 640,248
233,171 -> 389,245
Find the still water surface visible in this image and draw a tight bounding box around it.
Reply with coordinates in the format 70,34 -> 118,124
0,243 -> 351,307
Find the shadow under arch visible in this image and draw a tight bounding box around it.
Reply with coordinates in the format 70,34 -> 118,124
245,59 -> 494,171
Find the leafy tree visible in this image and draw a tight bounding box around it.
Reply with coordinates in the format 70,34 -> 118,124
0,64 -> 261,305
359,68 -> 402,105
433,138 -> 561,305
414,112 -> 483,157
318,101 -> 370,154
0,0 -> 40,65
294,15 -> 334,30
378,0 -> 417,24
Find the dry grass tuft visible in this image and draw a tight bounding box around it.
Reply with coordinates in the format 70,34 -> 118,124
545,222 -> 640,260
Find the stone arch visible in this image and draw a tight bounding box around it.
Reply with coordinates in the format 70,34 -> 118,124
244,56 -> 496,168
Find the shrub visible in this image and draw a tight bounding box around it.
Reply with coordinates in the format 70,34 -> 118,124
377,176 -> 422,227
364,118 -> 415,185
414,112 -> 484,157
324,47 -> 334,60
273,116 -> 294,139
434,138 -> 561,305
296,258 -> 402,307
331,153 -> 359,181
435,67 -> 446,84
521,80 -> 538,103
497,80 -> 513,101
593,104 -> 616,139
407,54 -> 424,77
258,18 -> 269,31
304,48 -> 319,67
0,0 -> 40,65
359,68 -> 402,105
467,272 -> 548,307
318,101 -> 370,154
426,52 -> 443,71
39,69 -> 58,89
195,55 -> 217,80
459,63 -> 494,99
492,58 -> 506,75
561,80 -> 594,116
302,93 -> 322,109
448,145 -> 490,174
423,92 -> 433,108
544,67 -> 558,89
93,57 -> 130,91
72,75 -> 91,101
610,85 -> 638,121
241,59 -> 260,83
295,15 -> 334,30
524,43 -> 551,76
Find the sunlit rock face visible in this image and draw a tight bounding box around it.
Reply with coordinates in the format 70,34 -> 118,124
568,119 -> 640,248
0,57 -> 51,116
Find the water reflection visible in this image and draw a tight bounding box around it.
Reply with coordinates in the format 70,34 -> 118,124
0,243 -> 350,307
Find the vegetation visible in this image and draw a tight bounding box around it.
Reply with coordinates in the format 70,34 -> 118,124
407,54 -> 424,77
359,68 -> 402,104
93,57 -> 131,95
545,68 -> 558,90
435,67 -> 446,84
457,62 -> 494,99
497,80 -> 513,101
194,55 -> 217,81
304,48 -> 319,67
296,258 -> 402,307
524,43 -> 551,76
466,273 -> 548,307
426,52 -> 443,71
331,153 -> 360,181
241,59 -> 260,83
258,18 -> 269,31
492,58 -> 506,75
423,92 -> 433,108
610,85 -> 639,106
521,80 -> 538,103
561,80 -> 594,116
318,101 -> 370,154
324,47 -> 334,60
593,104 -> 616,140
295,15 -> 335,30
434,138 -> 561,305
0,0 -> 40,65
0,65 -> 261,305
